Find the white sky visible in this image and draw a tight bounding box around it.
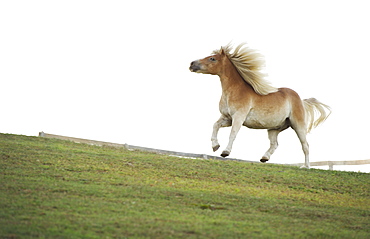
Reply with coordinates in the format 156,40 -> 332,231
1,0 -> 369,173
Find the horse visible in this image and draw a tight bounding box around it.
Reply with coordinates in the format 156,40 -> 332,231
189,43 -> 331,168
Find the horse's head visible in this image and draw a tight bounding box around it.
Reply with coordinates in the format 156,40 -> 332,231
189,48 -> 226,75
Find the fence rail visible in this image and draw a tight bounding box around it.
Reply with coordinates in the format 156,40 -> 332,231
38,132 -> 252,163
38,132 -> 370,171
288,160 -> 370,170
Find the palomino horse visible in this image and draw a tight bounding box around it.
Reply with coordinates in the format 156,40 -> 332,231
189,43 -> 330,168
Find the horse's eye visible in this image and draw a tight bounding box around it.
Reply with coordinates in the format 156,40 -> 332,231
209,57 -> 216,62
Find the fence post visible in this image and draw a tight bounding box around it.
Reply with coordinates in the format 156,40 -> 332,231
329,162 -> 334,170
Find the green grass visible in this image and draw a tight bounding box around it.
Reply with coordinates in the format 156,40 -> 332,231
0,133 -> 369,238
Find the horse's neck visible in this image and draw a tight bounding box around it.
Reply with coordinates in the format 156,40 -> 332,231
219,60 -> 254,96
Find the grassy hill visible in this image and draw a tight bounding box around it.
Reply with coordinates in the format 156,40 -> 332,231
0,133 -> 369,238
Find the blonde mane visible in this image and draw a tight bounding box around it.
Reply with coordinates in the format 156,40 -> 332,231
213,43 -> 278,95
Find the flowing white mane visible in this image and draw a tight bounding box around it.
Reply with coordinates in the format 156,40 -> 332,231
213,43 -> 278,95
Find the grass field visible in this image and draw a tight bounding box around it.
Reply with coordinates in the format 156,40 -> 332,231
0,133 -> 369,238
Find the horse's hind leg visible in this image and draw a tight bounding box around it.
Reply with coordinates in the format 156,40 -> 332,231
260,129 -> 280,163
294,127 -> 310,168
260,126 -> 290,163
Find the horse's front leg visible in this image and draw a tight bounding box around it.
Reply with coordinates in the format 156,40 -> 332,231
221,114 -> 245,157
211,115 -> 231,152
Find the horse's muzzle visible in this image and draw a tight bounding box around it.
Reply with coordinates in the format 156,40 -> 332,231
189,61 -> 201,72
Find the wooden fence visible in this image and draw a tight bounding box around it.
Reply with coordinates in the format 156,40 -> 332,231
38,132 -> 370,171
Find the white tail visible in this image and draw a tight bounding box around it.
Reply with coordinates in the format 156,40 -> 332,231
303,98 -> 331,133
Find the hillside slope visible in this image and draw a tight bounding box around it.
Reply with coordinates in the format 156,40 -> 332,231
0,133 -> 369,238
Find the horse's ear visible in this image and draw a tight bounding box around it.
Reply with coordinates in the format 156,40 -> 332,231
220,47 -> 225,56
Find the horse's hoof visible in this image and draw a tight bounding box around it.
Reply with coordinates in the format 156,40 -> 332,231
212,145 -> 220,152
260,158 -> 269,163
221,151 -> 230,158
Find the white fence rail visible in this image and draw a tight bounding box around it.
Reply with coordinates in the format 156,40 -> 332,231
288,160 -> 370,170
38,132 -> 370,171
